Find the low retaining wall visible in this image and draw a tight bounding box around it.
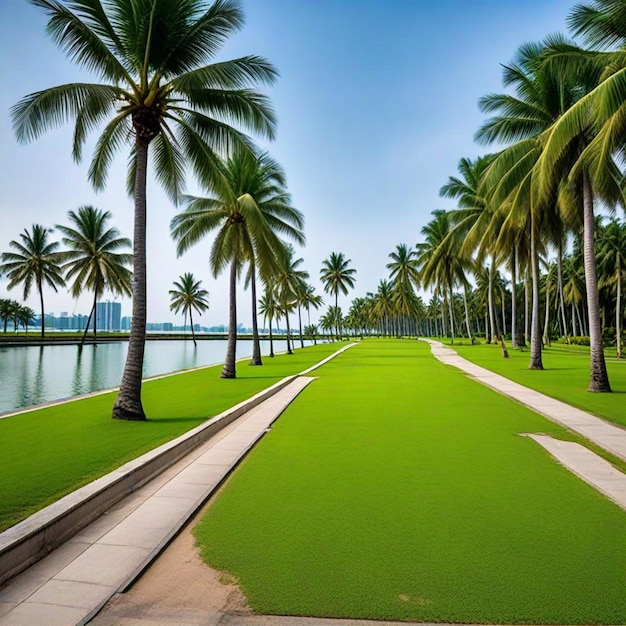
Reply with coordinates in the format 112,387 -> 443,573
0,375 -> 297,587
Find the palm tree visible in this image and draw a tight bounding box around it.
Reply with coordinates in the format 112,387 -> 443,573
13,0 -> 277,419
295,283 -> 322,348
258,285 -> 280,357
304,324 -> 319,345
169,273 -> 209,346
319,310 -> 334,340
171,150 -> 303,377
275,245 -> 309,354
0,224 -> 65,338
320,252 -> 356,340
372,279 -> 395,337
17,305 -> 36,334
0,299 -> 15,333
56,206 -> 132,346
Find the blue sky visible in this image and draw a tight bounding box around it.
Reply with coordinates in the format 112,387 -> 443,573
0,0 -> 575,327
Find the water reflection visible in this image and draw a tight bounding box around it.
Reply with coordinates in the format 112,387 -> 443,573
0,338 -> 296,414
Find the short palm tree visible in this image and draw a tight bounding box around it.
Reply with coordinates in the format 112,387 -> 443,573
295,282 -> 322,348
56,206 -> 132,346
304,324 -> 319,345
258,284 -> 280,357
0,224 -> 65,338
320,252 -> 356,340
13,0 -> 277,419
169,273 -> 209,346
17,306 -> 37,334
0,299 -> 15,333
275,245 -> 309,354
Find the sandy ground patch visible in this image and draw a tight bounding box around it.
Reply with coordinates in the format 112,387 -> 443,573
90,500 -> 250,626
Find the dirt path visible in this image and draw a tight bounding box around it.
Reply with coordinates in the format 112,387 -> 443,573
90,498 -> 250,626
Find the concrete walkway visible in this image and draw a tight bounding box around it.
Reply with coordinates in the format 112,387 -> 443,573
422,339 -> 626,463
422,339 -> 626,510
0,377 -> 315,626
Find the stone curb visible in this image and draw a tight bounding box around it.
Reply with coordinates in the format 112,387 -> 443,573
0,375 -> 298,588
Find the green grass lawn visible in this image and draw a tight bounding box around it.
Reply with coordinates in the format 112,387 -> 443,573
0,342 -> 341,532
194,339 -> 626,625
443,339 -> 626,428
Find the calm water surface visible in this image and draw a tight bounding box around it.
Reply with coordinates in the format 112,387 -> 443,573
0,339 -> 294,414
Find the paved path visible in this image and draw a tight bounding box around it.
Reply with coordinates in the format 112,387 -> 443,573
422,339 -> 626,511
422,339 -> 626,463
0,377 -> 315,626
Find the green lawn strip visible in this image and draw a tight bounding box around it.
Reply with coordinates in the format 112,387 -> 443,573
0,342 -> 341,532
442,340 -> 626,428
194,339 -> 626,625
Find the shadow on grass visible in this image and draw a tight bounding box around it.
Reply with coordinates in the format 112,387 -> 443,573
146,416 -> 209,423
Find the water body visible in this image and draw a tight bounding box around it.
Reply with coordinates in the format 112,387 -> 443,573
0,339 -> 296,414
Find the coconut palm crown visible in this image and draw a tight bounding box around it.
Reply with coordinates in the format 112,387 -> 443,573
12,0 -> 278,419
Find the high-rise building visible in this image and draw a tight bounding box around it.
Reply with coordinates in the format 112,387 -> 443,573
95,301 -> 122,331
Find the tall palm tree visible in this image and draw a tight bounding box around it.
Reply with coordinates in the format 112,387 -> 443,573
320,252 -> 356,340
13,0 -> 277,419
0,224 -> 65,338
169,273 -> 209,346
56,206 -> 132,345
474,38 -> 604,370
171,150 -> 303,377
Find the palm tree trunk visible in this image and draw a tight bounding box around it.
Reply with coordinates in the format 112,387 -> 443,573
488,259 -> 496,343
81,300 -> 95,347
557,243 -> 569,343
542,281 -> 551,347
616,261 -> 622,359
221,258 -> 238,378
529,223 -> 543,370
463,285 -> 473,343
190,308 -> 197,347
447,287 -> 455,344
250,270 -> 262,365
298,305 -> 304,349
93,291 -> 98,345
113,137 -> 149,420
440,297 -> 447,337
269,318 -> 274,357
285,313 -> 293,354
572,302 -> 577,337
38,276 -> 45,339
511,247 -> 518,348
524,270 -> 530,345
582,174 -> 611,391
500,287 -> 506,340
335,292 -> 340,340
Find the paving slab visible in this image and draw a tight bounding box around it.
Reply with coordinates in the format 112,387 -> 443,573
422,339 -> 626,463
525,434 -> 626,510
0,376 -> 316,626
